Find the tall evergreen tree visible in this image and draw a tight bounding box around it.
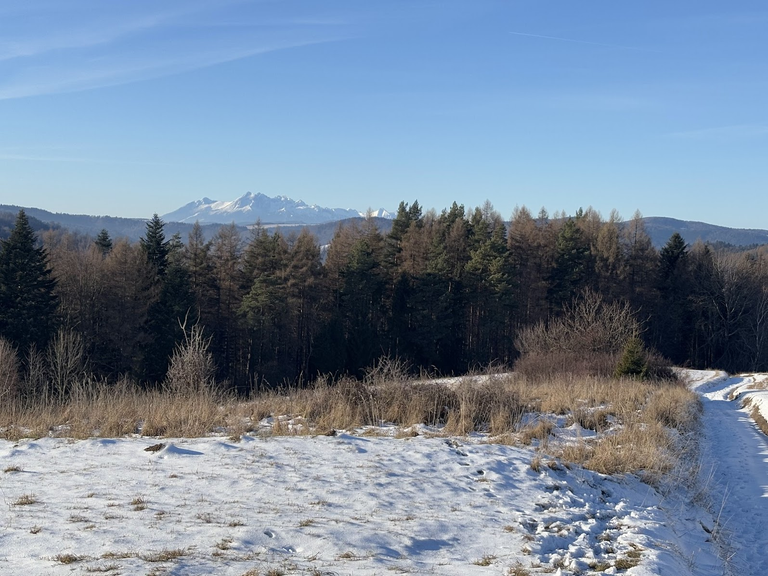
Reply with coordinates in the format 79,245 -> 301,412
508,206 -> 551,326
548,218 -> 590,312
100,240 -> 157,377
653,232 -> 691,363
210,223 -> 245,386
286,229 -> 323,380
385,201 -> 421,271
184,222 -> 216,322
94,229 -> 113,256
140,214 -> 170,276
240,227 -> 290,387
0,211 -> 59,353
340,234 -> 386,376
139,216 -> 193,383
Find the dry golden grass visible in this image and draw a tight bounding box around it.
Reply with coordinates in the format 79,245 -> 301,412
13,494 -> 38,506
53,553 -> 88,564
520,419 -> 555,446
0,366 -> 701,485
140,548 -> 190,562
0,380 -> 251,440
750,405 -> 768,437
551,382 -> 700,484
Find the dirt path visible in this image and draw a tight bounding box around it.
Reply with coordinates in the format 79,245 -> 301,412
690,372 -> 768,576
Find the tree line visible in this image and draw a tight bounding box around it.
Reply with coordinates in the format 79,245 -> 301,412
1,202 -> 767,393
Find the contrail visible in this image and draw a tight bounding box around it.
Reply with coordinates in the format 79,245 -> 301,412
508,31 -> 652,52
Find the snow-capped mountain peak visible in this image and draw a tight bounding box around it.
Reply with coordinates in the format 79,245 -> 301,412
162,193 -> 392,225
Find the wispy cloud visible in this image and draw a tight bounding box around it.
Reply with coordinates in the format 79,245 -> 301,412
508,31 -> 656,52
0,37 -> 345,100
666,124 -> 768,141
0,2 -> 213,62
0,1 -> 351,100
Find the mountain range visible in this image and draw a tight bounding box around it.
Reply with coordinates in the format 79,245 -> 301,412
162,192 -> 392,225
1,195 -> 767,249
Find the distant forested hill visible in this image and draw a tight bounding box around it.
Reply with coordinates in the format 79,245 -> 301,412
641,217 -> 768,248
0,204 -> 394,245
0,204 -> 765,248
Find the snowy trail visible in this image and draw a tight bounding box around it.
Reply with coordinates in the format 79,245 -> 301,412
689,371 -> 768,576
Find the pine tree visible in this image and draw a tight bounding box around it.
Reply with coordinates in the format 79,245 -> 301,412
614,336 -> 648,379
140,214 -> 170,276
94,229 -> 113,255
240,227 -> 290,387
653,232 -> 691,362
184,222 -> 216,320
340,234 -> 386,376
100,239 -> 157,377
548,218 -> 590,312
508,206 -> 551,325
210,223 -> 244,386
286,229 -> 322,379
0,210 -> 59,353
139,216 -> 193,384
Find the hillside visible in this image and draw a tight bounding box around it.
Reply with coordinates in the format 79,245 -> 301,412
0,204 -> 393,244
642,217 -> 768,248
1,203 -> 765,249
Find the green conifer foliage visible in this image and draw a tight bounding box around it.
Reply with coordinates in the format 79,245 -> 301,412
140,214 -> 170,276
614,336 -> 648,379
0,210 -> 59,353
94,229 -> 113,255
548,218 -> 590,311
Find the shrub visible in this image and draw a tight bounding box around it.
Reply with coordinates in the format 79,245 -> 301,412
0,337 -> 20,403
515,289 -> 639,358
515,289 -> 673,381
614,337 -> 647,379
47,329 -> 87,401
163,322 -> 216,396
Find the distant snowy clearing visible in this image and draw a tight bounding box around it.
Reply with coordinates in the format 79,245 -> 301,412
2,370 -> 767,575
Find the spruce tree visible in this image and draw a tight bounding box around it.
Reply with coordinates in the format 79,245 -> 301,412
0,210 -> 59,353
139,216 -> 194,384
654,232 -> 691,363
614,336 -> 648,379
140,214 -> 170,276
548,218 -> 590,312
94,229 -> 113,256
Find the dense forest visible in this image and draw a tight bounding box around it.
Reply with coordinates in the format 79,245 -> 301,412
1,202 -> 767,394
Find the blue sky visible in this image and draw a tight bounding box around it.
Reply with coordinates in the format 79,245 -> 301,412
1,1 -> 767,228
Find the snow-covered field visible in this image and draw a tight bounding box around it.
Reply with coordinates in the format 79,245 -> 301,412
1,370 -> 766,575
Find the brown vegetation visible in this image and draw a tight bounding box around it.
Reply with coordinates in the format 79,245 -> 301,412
0,366 -> 699,485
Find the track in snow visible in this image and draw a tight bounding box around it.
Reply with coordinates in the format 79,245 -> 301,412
691,372 -> 768,576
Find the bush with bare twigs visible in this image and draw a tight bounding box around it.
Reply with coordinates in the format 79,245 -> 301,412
47,329 -> 88,401
515,289 -> 672,381
0,337 -> 20,403
163,322 -> 217,396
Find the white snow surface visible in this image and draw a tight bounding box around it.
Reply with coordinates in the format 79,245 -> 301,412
685,369 -> 768,576
1,369 -> 767,575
